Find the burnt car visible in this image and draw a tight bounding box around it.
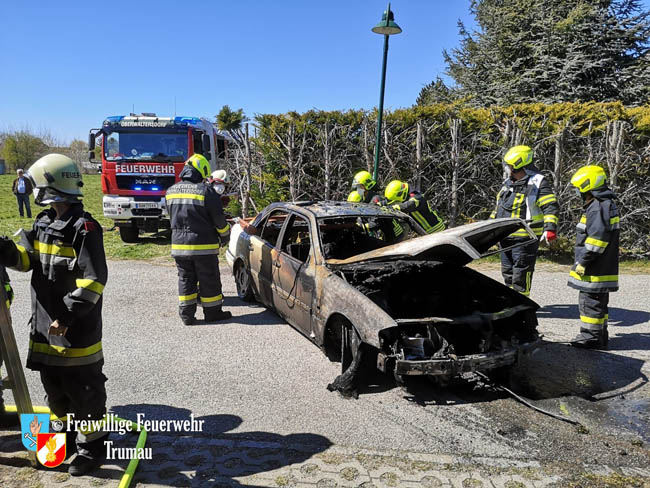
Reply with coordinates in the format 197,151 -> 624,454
226,201 -> 542,395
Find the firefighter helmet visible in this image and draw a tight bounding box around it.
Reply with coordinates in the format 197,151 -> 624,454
347,190 -> 363,202
186,154 -> 211,179
571,165 -> 607,193
26,153 -> 83,205
353,170 -> 377,191
384,180 -> 409,203
504,145 -> 533,169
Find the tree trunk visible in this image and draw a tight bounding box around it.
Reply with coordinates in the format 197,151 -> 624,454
606,120 -> 625,190
415,119 -> 423,192
450,118 -> 462,226
553,124 -> 565,195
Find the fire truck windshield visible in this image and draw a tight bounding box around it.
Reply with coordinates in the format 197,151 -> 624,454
104,131 -> 188,161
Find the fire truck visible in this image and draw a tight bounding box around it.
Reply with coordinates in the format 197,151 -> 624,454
89,114 -> 228,242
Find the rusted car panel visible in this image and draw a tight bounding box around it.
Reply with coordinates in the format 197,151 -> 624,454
226,201 -> 541,393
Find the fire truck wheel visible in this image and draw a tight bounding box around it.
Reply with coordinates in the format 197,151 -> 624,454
119,225 -> 140,243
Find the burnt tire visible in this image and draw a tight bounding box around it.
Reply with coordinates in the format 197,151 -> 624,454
234,261 -> 255,302
326,318 -> 364,398
119,225 -> 139,243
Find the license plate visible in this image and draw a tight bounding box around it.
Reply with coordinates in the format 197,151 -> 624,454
134,203 -> 158,209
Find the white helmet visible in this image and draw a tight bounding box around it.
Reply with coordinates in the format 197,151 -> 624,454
211,169 -> 229,184
26,153 -> 83,205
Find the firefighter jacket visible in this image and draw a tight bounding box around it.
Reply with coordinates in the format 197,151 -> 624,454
490,168 -> 558,239
568,187 -> 620,293
1,265 -> 12,309
392,191 -> 445,234
166,166 -> 231,257
1,204 -> 107,370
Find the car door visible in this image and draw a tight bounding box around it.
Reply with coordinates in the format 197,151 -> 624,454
271,213 -> 315,337
248,209 -> 289,308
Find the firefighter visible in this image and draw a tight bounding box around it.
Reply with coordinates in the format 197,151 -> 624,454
490,145 -> 559,296
351,170 -> 378,203
347,190 -> 363,202
166,154 -> 231,325
0,154 -> 108,476
384,180 -> 445,234
567,165 -> 619,349
0,264 -> 17,427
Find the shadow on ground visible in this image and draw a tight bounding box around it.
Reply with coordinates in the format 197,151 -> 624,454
0,403 -> 332,487
538,303 -> 650,327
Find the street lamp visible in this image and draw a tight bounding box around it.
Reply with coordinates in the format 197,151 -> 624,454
371,3 -> 402,182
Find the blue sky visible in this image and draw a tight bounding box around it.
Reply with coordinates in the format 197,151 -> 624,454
1,0 -> 648,144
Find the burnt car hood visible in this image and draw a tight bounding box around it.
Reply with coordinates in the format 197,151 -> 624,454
326,218 -> 535,267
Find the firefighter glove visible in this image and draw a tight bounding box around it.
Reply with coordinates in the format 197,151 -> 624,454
540,230 -> 557,245
575,263 -> 586,276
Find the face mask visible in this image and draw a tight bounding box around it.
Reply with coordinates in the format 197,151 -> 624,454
213,183 -> 226,195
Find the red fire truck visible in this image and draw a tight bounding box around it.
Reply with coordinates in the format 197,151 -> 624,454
89,114 -> 228,242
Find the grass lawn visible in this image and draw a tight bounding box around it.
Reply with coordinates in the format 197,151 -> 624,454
0,174 -> 173,261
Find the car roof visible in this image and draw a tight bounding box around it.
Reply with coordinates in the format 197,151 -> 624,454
266,200 -> 404,219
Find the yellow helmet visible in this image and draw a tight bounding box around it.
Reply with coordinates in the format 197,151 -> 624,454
571,165 -> 607,193
353,170 -> 376,191
186,153 -> 211,179
384,180 -> 409,203
347,190 -> 363,202
504,145 -> 533,169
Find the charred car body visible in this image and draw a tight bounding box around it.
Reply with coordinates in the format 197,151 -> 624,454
226,201 -> 542,395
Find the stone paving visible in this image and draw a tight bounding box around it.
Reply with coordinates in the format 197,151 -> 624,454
2,430 -> 649,487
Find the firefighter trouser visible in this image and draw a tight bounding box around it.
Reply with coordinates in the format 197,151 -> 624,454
578,291 -> 609,338
0,348 -> 4,408
40,361 -> 108,458
175,254 -> 224,321
500,238 -> 539,296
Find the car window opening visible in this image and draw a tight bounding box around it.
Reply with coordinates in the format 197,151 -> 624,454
282,215 -> 311,263
318,216 -> 417,260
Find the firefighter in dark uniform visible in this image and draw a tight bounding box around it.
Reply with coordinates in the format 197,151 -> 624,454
0,264 -> 17,426
0,154 -> 108,476
349,170 -> 378,203
384,180 -> 445,234
166,154 -> 231,325
568,165 -> 619,349
490,145 -> 559,296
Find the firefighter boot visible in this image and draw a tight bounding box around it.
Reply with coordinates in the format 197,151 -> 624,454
204,307 -> 232,323
570,328 -> 608,350
179,306 -> 196,326
69,433 -> 108,476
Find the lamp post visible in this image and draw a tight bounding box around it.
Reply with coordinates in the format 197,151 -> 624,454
371,3 -> 402,182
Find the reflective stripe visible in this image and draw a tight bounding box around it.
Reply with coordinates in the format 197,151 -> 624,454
580,321 -> 604,332
544,215 -> 558,224
171,248 -> 219,256
393,220 -> 403,237
412,211 -> 433,232
39,254 -> 74,267
201,294 -> 223,303
76,279 -> 105,295
569,271 -> 618,282
166,193 -> 205,201
576,223 -> 586,232
14,245 -> 31,271
217,224 -> 231,235
536,194 -> 557,206
610,216 -> 620,230
172,243 -> 220,251
511,194 -> 525,219
71,287 -> 101,304
34,240 -> 76,258
28,340 -> 103,367
580,215 -> 587,224
585,237 -> 608,248
431,220 -> 445,233
179,293 -> 198,302
580,315 -> 606,325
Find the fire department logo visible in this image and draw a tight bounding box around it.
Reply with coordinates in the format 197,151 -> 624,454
36,433 -> 66,468
20,414 -> 50,451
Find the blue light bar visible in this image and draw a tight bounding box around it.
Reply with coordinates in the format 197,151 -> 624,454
133,186 -> 142,191
151,187 -> 159,191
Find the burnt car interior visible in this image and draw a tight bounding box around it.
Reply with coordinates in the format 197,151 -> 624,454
282,215 -> 311,262
318,216 -> 417,260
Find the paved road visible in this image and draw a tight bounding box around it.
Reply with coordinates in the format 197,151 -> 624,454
1,261 -> 649,486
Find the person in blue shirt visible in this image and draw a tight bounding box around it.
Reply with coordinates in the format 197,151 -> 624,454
12,168 -> 33,218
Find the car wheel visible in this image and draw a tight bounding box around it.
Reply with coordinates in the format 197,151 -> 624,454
234,261 -> 255,302
326,318 -> 364,398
